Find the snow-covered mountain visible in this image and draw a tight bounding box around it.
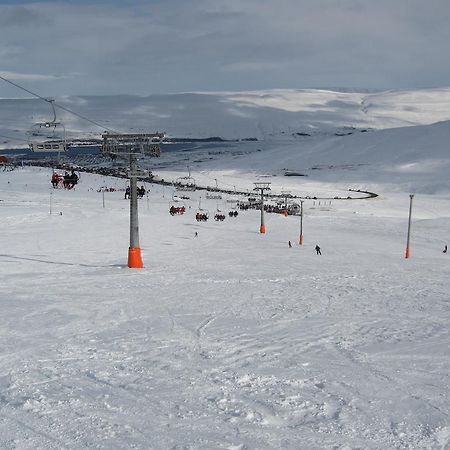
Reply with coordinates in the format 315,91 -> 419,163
3,88 -> 450,144
2,87 -> 450,193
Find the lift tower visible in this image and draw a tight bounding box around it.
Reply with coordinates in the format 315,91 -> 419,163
253,182 -> 271,234
281,190 -> 291,216
102,132 -> 164,268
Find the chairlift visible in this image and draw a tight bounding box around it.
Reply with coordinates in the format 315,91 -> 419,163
28,99 -> 67,153
214,211 -> 226,221
50,170 -> 65,189
214,203 -> 226,221
206,178 -> 222,199
176,168 -> 196,192
169,193 -> 186,215
195,197 -> 209,222
228,200 -> 239,218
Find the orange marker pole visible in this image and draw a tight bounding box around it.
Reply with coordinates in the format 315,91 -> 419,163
259,188 -> 265,233
405,194 -> 414,259
299,200 -> 304,245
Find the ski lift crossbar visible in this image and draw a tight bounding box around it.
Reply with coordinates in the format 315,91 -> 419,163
101,132 -> 164,157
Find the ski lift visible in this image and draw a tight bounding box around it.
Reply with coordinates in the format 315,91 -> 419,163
28,99 -> 67,153
214,209 -> 226,221
61,168 -> 80,190
195,197 -> 209,222
206,178 -> 222,199
228,200 -> 239,218
176,168 -> 196,192
50,170 -> 65,189
169,193 -> 186,215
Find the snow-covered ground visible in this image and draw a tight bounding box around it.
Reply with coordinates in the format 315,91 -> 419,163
1,160 -> 449,448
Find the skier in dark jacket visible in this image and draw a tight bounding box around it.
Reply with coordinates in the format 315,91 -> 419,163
315,245 -> 322,255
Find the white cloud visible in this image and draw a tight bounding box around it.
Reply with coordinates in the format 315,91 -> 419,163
0,1 -> 449,95
0,71 -> 64,81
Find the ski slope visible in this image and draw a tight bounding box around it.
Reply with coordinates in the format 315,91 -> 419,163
0,165 -> 449,449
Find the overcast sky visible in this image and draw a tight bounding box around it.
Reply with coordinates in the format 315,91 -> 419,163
1,0 -> 450,97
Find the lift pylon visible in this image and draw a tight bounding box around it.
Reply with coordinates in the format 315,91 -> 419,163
102,132 -> 164,268
254,182 -> 271,233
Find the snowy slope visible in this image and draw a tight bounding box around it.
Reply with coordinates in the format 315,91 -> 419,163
0,164 -> 449,449
181,119 -> 450,194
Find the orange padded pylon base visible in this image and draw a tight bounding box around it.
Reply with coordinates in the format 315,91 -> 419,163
299,234 -> 304,245
405,246 -> 410,259
284,210 -> 288,217
128,247 -> 144,268
260,224 -> 266,234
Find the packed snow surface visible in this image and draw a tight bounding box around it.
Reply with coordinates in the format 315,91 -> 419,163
0,160 -> 449,448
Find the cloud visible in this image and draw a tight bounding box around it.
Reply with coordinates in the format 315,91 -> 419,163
0,0 -> 450,95
0,71 -> 64,81
0,5 -> 44,27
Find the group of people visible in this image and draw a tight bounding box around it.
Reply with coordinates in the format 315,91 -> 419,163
169,205 -> 186,215
196,212 -> 209,222
51,170 -> 79,190
124,186 -> 146,199
214,213 -> 226,221
288,241 -> 322,255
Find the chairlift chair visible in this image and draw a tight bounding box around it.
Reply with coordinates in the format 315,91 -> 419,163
195,197 -> 209,222
28,99 -> 67,153
169,194 -> 186,215
196,208 -> 209,222
176,169 -> 196,192
214,205 -> 226,221
228,201 -> 239,218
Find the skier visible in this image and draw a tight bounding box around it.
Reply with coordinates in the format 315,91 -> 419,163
288,240 -> 292,248
315,244 -> 322,255
124,186 -> 130,199
444,244 -> 448,254
195,232 -> 198,237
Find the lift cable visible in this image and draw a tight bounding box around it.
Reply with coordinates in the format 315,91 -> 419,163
0,74 -> 118,133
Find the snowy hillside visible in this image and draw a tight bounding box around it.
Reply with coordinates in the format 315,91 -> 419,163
1,87 -> 450,448
3,88 -> 450,145
183,119 -> 450,194
0,165 -> 449,449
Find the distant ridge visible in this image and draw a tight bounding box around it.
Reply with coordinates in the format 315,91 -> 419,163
2,88 -> 450,147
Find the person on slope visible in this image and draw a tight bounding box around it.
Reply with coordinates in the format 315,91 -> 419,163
288,241 -> 292,248
444,244 -> 448,254
315,244 -> 322,255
